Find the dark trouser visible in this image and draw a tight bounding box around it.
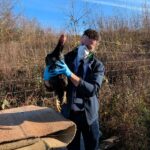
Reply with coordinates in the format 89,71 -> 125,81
67,111 -> 101,150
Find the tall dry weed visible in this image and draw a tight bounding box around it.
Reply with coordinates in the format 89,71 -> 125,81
0,0 -> 150,149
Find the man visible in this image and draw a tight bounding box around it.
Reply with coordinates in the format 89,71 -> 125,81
44,29 -> 104,150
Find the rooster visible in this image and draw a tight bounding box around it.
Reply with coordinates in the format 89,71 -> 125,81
44,34 -> 68,111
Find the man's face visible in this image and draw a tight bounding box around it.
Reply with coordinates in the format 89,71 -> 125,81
81,35 -> 98,51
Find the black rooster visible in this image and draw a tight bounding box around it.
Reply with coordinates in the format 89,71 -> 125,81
44,35 -> 68,108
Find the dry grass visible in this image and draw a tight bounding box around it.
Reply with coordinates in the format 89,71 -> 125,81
0,1 -> 150,149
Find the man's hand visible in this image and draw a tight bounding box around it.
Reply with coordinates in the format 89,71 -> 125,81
43,65 -> 56,80
43,60 -> 72,80
55,60 -> 72,78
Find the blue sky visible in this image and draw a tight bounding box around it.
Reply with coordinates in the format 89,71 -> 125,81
15,0 -> 150,31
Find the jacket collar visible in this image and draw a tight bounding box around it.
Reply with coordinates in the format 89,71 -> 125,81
68,47 -> 95,72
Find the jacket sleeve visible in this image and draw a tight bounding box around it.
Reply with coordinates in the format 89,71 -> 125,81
77,61 -> 104,98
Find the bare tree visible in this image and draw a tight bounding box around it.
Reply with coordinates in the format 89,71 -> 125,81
65,0 -> 90,36
0,0 -> 19,41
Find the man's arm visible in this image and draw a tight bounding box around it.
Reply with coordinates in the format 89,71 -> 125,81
70,62 -> 104,97
46,59 -> 104,97
69,73 -> 81,87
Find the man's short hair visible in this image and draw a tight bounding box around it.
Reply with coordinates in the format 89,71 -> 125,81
83,29 -> 99,41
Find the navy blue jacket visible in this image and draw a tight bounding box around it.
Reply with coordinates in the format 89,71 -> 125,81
61,48 -> 104,125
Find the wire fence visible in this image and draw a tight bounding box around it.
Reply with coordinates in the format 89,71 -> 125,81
100,40 -> 149,47
0,64 -> 149,99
